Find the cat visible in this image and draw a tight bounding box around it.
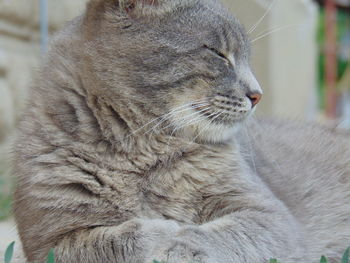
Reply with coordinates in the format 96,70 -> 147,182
13,0 -> 350,262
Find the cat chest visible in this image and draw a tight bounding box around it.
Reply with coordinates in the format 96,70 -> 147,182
138,160 -> 239,224
88,149 -> 241,223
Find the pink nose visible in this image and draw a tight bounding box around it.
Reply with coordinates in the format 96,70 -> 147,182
248,93 -> 262,107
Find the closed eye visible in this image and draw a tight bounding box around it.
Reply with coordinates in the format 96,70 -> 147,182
203,44 -> 227,60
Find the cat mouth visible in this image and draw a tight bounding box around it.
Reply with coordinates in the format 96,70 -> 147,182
192,100 -> 251,125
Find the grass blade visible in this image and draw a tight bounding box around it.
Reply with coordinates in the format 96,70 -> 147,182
342,248 -> 350,263
4,242 -> 15,263
270,259 -> 279,263
320,255 -> 328,263
46,248 -> 55,263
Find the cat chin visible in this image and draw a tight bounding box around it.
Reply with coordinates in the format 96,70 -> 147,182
181,121 -> 242,144
172,108 -> 255,144
197,122 -> 242,143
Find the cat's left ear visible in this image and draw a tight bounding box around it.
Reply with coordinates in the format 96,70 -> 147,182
86,0 -> 159,20
84,0 -> 159,32
117,0 -> 195,18
84,0 -> 194,31
119,0 -> 159,13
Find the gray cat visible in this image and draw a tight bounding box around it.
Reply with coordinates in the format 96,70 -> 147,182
13,0 -> 350,262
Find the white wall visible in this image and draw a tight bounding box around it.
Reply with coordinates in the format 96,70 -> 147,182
221,0 -> 319,118
0,0 -> 87,172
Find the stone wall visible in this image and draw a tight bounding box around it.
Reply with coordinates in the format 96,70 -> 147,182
0,0 -> 88,163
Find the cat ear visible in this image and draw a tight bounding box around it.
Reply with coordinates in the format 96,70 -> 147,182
118,0 -> 196,18
119,0 -> 159,13
86,0 -> 158,15
86,0 -> 195,22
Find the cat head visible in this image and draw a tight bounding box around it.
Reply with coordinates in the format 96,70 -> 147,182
81,0 -> 262,144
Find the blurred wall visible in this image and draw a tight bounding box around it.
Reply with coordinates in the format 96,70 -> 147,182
222,0 -> 319,118
0,0 -> 87,170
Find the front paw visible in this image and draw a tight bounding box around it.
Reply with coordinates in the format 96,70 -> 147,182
147,240 -> 212,263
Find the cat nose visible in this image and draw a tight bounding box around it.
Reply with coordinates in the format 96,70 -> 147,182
247,93 -> 262,107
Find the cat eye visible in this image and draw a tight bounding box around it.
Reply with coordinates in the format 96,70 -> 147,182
203,45 -> 228,61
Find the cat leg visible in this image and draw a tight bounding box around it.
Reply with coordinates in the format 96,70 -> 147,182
147,180 -> 309,263
50,218 -> 179,263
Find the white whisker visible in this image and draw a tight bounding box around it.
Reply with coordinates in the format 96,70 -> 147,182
189,109 -> 226,145
125,100 -> 207,139
177,108 -> 212,129
251,24 -> 299,43
161,106 -> 211,133
143,101 -> 209,136
168,107 -> 212,137
148,103 -> 209,136
248,0 -> 278,35
165,107 -> 212,149
129,102 -> 201,136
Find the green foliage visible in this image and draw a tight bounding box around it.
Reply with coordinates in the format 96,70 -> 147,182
320,256 -> 328,263
270,248 -> 350,263
2,242 -> 55,263
1,242 -> 349,263
0,194 -> 12,221
342,248 -> 349,263
0,175 -> 12,221
46,249 -> 55,263
4,242 -> 15,263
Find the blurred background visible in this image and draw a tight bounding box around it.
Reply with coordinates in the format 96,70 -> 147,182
0,0 -> 349,254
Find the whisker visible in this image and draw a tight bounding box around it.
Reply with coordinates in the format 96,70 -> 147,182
126,100 -> 207,138
251,24 -> 300,43
168,107 -> 212,137
252,24 -> 285,39
143,102 -> 209,136
165,107 -> 212,149
189,110 -> 226,145
177,108 -> 212,129
160,106 -> 211,133
148,103 -> 209,136
248,0 -> 278,35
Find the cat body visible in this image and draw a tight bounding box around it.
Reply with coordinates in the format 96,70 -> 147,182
13,0 -> 350,262
247,119 -> 350,261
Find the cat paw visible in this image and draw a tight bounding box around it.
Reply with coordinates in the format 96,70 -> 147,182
147,240 -> 213,263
